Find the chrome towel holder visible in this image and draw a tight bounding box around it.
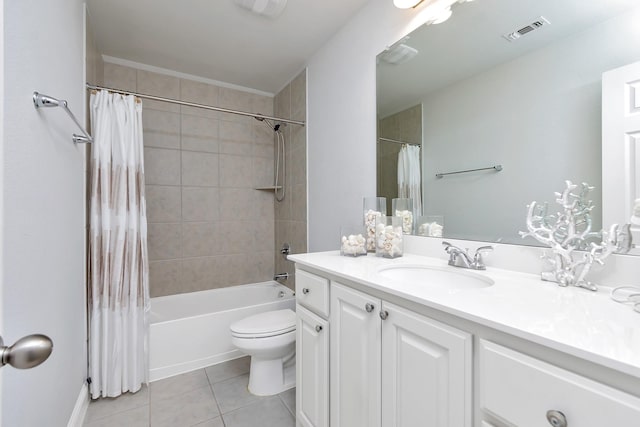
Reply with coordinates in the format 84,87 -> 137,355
32,91 -> 92,143
435,164 -> 503,178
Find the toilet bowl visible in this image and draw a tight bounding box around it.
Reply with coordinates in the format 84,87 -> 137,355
230,308 -> 296,396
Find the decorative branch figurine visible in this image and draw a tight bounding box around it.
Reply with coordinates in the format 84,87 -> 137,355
520,181 -> 632,291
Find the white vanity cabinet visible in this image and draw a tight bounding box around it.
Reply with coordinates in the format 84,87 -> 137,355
291,253 -> 640,427
295,269 -> 330,427
479,340 -> 640,427
330,281 -> 472,427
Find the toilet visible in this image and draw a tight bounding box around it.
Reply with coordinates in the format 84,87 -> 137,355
230,308 -> 296,396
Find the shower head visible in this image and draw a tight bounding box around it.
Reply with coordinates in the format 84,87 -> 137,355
255,117 -> 284,133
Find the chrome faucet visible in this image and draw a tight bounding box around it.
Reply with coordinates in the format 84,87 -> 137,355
442,241 -> 493,270
274,272 -> 289,281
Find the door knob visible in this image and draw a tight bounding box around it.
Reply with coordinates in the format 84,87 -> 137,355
0,334 -> 53,369
302,288 -> 310,294
365,303 -> 375,312
379,310 -> 389,320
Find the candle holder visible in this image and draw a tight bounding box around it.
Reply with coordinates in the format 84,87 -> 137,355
417,215 -> 444,237
364,197 -> 386,252
340,226 -> 367,257
392,198 -> 414,235
375,216 -> 403,258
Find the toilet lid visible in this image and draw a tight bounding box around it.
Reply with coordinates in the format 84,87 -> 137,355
230,309 -> 296,338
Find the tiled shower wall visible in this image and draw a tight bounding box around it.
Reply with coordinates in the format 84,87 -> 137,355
377,104 -> 422,214
274,71 -> 307,290
103,62 -> 277,297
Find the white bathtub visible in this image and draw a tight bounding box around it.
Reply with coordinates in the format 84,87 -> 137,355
149,281 -> 295,381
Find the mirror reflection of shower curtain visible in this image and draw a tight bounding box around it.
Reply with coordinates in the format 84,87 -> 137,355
88,90 -> 149,398
398,144 -> 422,216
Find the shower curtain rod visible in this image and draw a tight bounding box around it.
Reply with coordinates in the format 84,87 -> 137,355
86,84 -> 306,127
378,137 -> 420,147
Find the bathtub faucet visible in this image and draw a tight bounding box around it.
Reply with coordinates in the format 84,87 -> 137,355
274,272 -> 289,281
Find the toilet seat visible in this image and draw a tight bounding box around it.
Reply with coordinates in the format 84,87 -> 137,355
230,309 -> 296,338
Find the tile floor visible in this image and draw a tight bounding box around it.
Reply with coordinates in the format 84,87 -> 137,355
83,357 -> 295,427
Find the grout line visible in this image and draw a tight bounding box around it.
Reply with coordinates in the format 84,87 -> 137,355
217,396 -> 272,418
204,370 -> 225,425
178,86 -> 185,266
278,392 -> 296,418
83,389 -> 150,424
149,372 -> 213,404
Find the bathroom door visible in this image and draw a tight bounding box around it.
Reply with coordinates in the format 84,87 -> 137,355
602,60 -> 640,253
1,1 -> 89,425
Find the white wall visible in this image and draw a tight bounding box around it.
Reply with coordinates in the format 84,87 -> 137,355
2,1 -> 87,425
0,0 -> 4,422
305,0 -> 640,285
421,9 -> 640,244
306,0 -> 422,251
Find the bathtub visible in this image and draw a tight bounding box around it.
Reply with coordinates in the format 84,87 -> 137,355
149,281 -> 295,381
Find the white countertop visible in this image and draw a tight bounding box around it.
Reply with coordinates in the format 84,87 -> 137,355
289,251 -> 640,379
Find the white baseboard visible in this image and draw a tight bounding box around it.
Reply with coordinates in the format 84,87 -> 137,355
67,383 -> 89,427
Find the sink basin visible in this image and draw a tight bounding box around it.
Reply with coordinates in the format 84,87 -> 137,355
376,265 -> 494,290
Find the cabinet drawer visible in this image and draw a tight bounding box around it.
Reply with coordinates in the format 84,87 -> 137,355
296,269 -> 330,317
479,340 -> 640,427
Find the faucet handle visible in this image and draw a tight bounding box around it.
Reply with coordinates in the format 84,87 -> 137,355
472,245 -> 494,269
442,241 -> 460,259
475,245 -> 494,253
442,241 -> 462,254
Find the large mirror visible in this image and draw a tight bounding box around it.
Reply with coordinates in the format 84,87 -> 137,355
377,0 -> 640,247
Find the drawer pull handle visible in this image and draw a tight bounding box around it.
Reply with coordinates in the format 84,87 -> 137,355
546,410 -> 567,427
315,325 -> 323,333
379,310 -> 389,320
302,288 -> 310,294
365,303 -> 375,313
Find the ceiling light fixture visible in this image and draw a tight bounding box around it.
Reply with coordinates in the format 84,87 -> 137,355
233,0 -> 288,18
429,6 -> 453,24
394,0 -> 474,11
401,0 -> 474,28
393,0 -> 425,8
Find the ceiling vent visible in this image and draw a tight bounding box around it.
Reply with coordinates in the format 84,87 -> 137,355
380,43 -> 419,65
503,16 -> 550,42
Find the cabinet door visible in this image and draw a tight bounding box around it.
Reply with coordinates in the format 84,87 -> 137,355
381,302 -> 472,427
330,282 -> 381,427
296,305 -> 329,427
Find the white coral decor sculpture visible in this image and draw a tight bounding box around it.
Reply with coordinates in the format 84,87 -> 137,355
519,181 -> 631,291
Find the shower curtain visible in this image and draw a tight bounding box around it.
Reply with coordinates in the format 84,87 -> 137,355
88,90 -> 149,398
398,144 -> 423,216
